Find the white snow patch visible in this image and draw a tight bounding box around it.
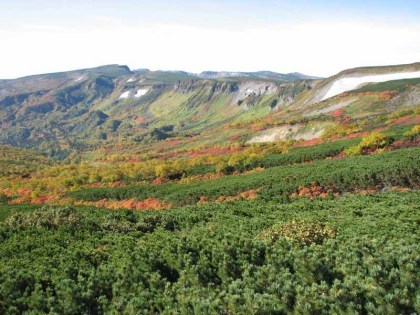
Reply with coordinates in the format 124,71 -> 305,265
126,78 -> 136,83
135,89 -> 149,97
119,91 -> 131,99
322,71 -> 420,101
74,76 -> 85,82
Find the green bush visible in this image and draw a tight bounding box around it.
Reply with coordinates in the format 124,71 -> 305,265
0,191 -> 419,314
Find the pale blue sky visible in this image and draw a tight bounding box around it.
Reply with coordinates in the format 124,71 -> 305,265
0,0 -> 419,78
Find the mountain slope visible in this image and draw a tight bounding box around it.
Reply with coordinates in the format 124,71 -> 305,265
197,70 -> 321,81
0,66 -> 314,155
297,62 -> 420,105
0,63 -> 419,157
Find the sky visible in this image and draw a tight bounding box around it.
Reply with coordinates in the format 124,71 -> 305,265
0,0 -> 419,79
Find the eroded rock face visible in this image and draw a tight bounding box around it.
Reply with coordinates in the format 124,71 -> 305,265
247,124 -> 325,144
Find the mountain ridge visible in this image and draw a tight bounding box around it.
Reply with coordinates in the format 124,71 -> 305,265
0,62 -> 419,158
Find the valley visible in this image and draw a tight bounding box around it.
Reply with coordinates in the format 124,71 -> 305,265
0,62 -> 419,314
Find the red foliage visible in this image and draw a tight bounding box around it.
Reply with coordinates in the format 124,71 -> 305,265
165,139 -> 182,146
29,195 -> 56,204
390,137 -> 420,150
390,115 -> 420,126
343,131 -> 369,139
342,116 -> 352,124
230,135 -> 240,141
378,90 -> 399,100
251,124 -> 264,132
0,188 -> 14,197
8,198 -> 26,205
330,109 -> 344,118
16,189 -> 32,197
294,138 -> 323,148
134,198 -> 169,210
152,177 -> 169,185
136,116 -> 148,124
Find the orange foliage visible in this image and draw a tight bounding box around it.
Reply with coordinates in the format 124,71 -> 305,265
378,90 -> 399,100
251,124 -> 264,132
263,116 -> 274,122
136,116 -> 148,124
390,115 -> 420,126
343,131 -> 369,139
330,109 -> 344,118
152,177 -> 169,185
326,152 -> 347,160
165,139 -> 182,146
75,197 -> 171,210
213,189 -> 259,204
16,189 -> 32,196
291,185 -> 339,199
294,138 -> 323,148
197,196 -> 209,204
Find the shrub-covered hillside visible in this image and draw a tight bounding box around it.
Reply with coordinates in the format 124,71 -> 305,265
0,62 -> 419,314
0,190 -> 418,314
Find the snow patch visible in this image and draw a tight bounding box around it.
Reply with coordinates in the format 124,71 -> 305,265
135,89 -> 149,97
119,91 -> 131,99
126,78 -> 136,83
322,71 -> 420,101
74,76 -> 85,82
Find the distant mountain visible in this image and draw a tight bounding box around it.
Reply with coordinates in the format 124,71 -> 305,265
197,71 -> 321,81
0,62 -> 418,157
0,65 -> 131,99
131,69 -> 321,81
